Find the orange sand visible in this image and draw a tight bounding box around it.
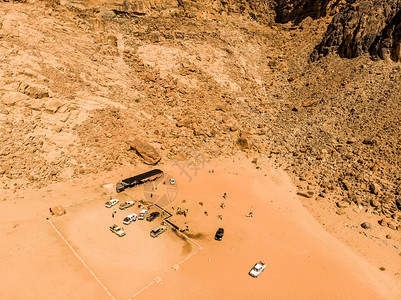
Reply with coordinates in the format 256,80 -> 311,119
1,157 -> 400,300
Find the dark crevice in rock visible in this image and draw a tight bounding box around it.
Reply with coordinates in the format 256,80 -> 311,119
370,8 -> 401,61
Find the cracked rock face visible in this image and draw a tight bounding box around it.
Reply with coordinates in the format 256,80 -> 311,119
311,0 -> 401,62
274,0 -> 347,24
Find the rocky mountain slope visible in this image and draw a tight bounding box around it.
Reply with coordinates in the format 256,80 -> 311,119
0,0 -> 400,232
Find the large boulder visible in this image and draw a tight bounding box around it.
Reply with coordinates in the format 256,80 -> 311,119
1,92 -> 29,106
129,138 -> 161,165
311,0 -> 401,62
43,98 -> 63,113
369,182 -> 381,195
176,117 -> 194,128
17,82 -> 49,99
361,222 -> 372,229
236,137 -> 249,150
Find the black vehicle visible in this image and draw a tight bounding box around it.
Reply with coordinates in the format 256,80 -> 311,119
146,211 -> 160,222
214,228 -> 224,241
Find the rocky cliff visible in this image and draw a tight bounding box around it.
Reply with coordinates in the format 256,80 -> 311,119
274,0 -> 347,24
59,0 -> 275,23
311,0 -> 401,61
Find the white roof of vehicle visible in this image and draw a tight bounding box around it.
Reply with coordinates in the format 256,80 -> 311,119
140,209 -> 147,213
127,213 -> 137,218
152,225 -> 166,231
250,270 -> 259,276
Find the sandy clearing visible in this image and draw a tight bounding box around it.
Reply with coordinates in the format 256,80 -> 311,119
1,156 -> 400,300
0,204 -> 109,300
138,158 -> 401,300
51,198 -> 190,300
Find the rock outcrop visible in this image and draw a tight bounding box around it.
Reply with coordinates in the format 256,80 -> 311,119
17,82 -> 49,99
1,92 -> 29,106
311,0 -> 401,61
61,0 -> 275,23
274,0 -> 347,24
129,138 -> 161,165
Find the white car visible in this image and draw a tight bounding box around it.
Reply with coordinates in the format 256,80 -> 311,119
249,261 -> 266,278
123,213 -> 137,225
138,209 -> 148,220
105,199 -> 119,208
169,178 -> 175,185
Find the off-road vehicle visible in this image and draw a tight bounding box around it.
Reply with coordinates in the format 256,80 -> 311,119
138,209 -> 148,220
123,214 -> 137,225
249,261 -> 266,278
110,224 -> 126,237
150,225 -> 167,238
105,199 -> 119,208
214,228 -> 224,241
119,201 -> 135,210
146,211 -> 160,222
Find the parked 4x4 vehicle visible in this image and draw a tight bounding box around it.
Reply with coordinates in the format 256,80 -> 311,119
138,209 -> 148,220
249,261 -> 266,278
123,213 -> 137,225
105,199 -> 119,208
214,228 -> 224,241
150,225 -> 167,238
119,201 -> 135,210
110,224 -> 126,237
146,212 -> 160,222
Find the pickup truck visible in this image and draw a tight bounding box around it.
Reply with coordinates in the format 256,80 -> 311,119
119,201 -> 135,210
249,261 -> 266,278
110,224 -> 126,237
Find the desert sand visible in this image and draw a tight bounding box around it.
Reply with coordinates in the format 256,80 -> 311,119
1,156 -> 400,300
1,1 -> 401,300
